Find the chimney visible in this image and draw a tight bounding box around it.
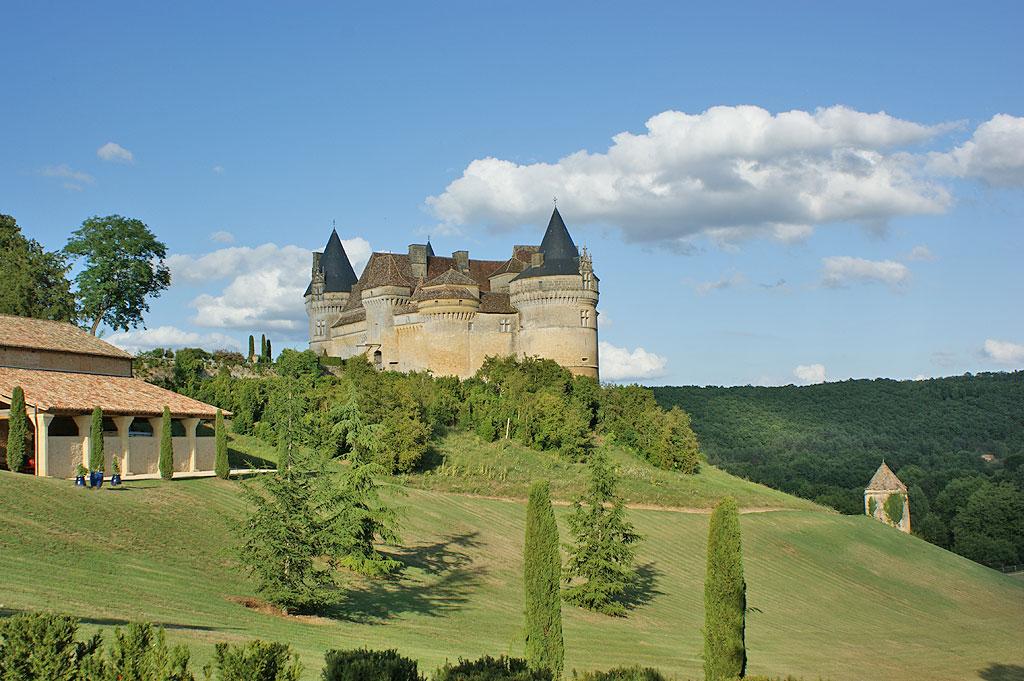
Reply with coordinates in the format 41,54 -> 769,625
453,250 -> 469,273
409,244 -> 428,280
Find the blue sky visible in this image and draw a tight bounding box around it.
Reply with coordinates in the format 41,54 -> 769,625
2,1 -> 1022,385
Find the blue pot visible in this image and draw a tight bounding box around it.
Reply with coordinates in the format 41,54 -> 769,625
88,471 -> 97,488
110,473 -> 122,486
75,475 -> 86,487
89,471 -> 104,488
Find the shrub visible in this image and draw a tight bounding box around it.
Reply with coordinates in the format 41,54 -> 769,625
215,409 -> 230,479
90,406 -> 105,472
524,481 -> 563,677
0,611 -> 102,680
575,666 -> 666,681
434,656 -> 552,681
883,494 -> 905,525
5,385 -> 27,472
321,648 -> 421,681
99,622 -> 193,680
704,497 -> 746,681
206,640 -> 301,681
867,496 -> 877,517
159,406 -> 174,480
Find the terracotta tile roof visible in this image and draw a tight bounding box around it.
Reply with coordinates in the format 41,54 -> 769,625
0,366 -> 225,418
866,462 -> 907,492
0,314 -> 132,360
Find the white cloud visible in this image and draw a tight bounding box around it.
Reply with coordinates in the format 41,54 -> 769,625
929,114 -> 1024,187
821,256 -> 910,290
166,239 -> 371,336
96,142 -> 134,164
793,363 -> 826,384
983,339 -> 1024,366
39,164 -> 94,191
427,105 -> 954,248
210,230 -> 235,244
599,341 -> 668,382
907,245 -> 936,261
212,165 -> 225,175
106,326 -> 240,354
695,271 -> 746,295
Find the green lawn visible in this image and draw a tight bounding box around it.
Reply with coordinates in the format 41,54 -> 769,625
1,467 -> 1021,680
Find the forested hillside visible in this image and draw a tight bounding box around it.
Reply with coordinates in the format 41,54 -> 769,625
654,372 -> 1024,567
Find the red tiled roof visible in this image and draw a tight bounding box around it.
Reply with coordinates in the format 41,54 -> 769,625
0,366 -> 225,418
0,314 -> 132,359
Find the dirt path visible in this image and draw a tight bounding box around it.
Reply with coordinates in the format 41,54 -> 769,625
436,490 -> 804,515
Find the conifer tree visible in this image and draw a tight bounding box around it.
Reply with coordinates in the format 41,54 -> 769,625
5,386 -> 27,472
524,480 -> 563,677
89,406 -> 105,472
248,335 -> 255,363
260,334 -> 267,363
335,460 -> 401,576
703,496 -> 746,681
159,406 -> 174,480
265,338 -> 272,363
563,449 -> 640,616
215,408 -> 230,479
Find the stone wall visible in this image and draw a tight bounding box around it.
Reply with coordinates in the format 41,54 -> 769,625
865,490 -> 911,533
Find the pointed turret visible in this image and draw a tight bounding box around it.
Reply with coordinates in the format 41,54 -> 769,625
512,207 -> 581,280
305,229 -> 358,296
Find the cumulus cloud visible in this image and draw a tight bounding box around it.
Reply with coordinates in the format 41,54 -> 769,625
907,245 -> 936,261
695,271 -> 746,295
210,230 -> 235,244
793,363 -> 826,384
106,326 -> 240,354
929,114 -> 1024,187
427,105 -> 954,248
821,256 -> 909,290
166,239 -> 371,335
599,341 -> 668,382
97,142 -> 134,164
39,164 -> 94,191
983,339 -> 1024,366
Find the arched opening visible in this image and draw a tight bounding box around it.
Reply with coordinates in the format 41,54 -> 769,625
373,350 -> 382,366
48,416 -> 79,437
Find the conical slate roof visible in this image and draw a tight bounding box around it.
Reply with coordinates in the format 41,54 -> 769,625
866,462 -> 907,492
512,207 -> 580,280
305,229 -> 358,295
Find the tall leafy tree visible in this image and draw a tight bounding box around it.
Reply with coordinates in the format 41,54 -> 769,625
89,407 -> 105,472
5,386 -> 28,472
563,449 -> 640,616
703,497 -> 746,681
524,480 -> 564,677
0,214 -> 76,321
64,215 -> 171,335
159,407 -> 174,480
215,409 -> 230,479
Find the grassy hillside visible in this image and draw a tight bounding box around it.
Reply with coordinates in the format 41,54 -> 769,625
2,467 -> 1021,680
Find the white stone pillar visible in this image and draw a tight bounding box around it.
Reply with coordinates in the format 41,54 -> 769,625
32,413 -> 54,477
182,417 -> 200,472
112,416 -> 134,475
72,415 -> 92,470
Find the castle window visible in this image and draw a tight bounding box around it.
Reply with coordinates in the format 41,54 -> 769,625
583,272 -> 592,287
499,319 -> 511,333
468,322 -> 474,331
315,320 -> 326,336
580,309 -> 591,327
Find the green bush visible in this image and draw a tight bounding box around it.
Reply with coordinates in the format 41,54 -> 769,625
883,494 -> 905,525
5,385 -> 28,472
206,640 -> 302,681
159,406 -> 174,480
434,656 -> 552,681
97,622 -> 194,680
574,666 -> 666,681
215,409 -> 230,479
704,497 -> 746,681
321,648 -> 421,681
90,406 -> 105,472
524,481 -> 563,677
867,496 -> 877,516
0,611 -> 102,680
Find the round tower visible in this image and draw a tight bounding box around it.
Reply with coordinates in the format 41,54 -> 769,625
509,208 -> 600,379
359,253 -> 413,368
305,228 -> 358,355
413,267 -> 481,376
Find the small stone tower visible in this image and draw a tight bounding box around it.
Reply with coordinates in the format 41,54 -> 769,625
305,229 -> 358,355
865,461 -> 911,533
509,207 -> 600,379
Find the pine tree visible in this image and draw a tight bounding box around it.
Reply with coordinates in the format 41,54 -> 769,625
215,408 -> 230,479
159,406 -> 174,480
563,449 -> 640,616
89,406 -> 105,472
524,480 -> 564,677
336,460 -> 401,576
703,496 -> 746,681
5,386 -> 27,472
248,335 -> 255,363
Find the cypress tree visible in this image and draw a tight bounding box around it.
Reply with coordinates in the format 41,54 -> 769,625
265,338 -> 272,362
248,335 -> 255,363
524,480 -> 564,677
703,496 -> 746,681
89,407 -> 104,472
5,386 -> 27,472
563,448 -> 640,616
260,334 -> 267,363
158,406 -> 174,480
215,408 -> 230,479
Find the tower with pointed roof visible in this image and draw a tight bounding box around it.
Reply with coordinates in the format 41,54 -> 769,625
865,461 -> 911,533
304,208 -> 599,379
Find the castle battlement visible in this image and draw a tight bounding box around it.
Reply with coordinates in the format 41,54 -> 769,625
304,208 -> 599,379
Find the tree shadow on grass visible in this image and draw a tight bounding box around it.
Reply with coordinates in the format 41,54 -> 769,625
228,446 -> 275,470
0,608 -> 228,633
979,664 -> 1024,681
330,531 -> 485,624
619,562 -> 663,611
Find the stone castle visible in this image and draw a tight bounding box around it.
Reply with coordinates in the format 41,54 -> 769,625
304,208 -> 599,379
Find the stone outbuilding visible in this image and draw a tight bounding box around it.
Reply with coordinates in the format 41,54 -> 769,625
865,461 -> 911,533
0,314 -> 225,478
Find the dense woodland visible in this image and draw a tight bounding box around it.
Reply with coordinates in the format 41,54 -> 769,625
655,373 -> 1024,567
